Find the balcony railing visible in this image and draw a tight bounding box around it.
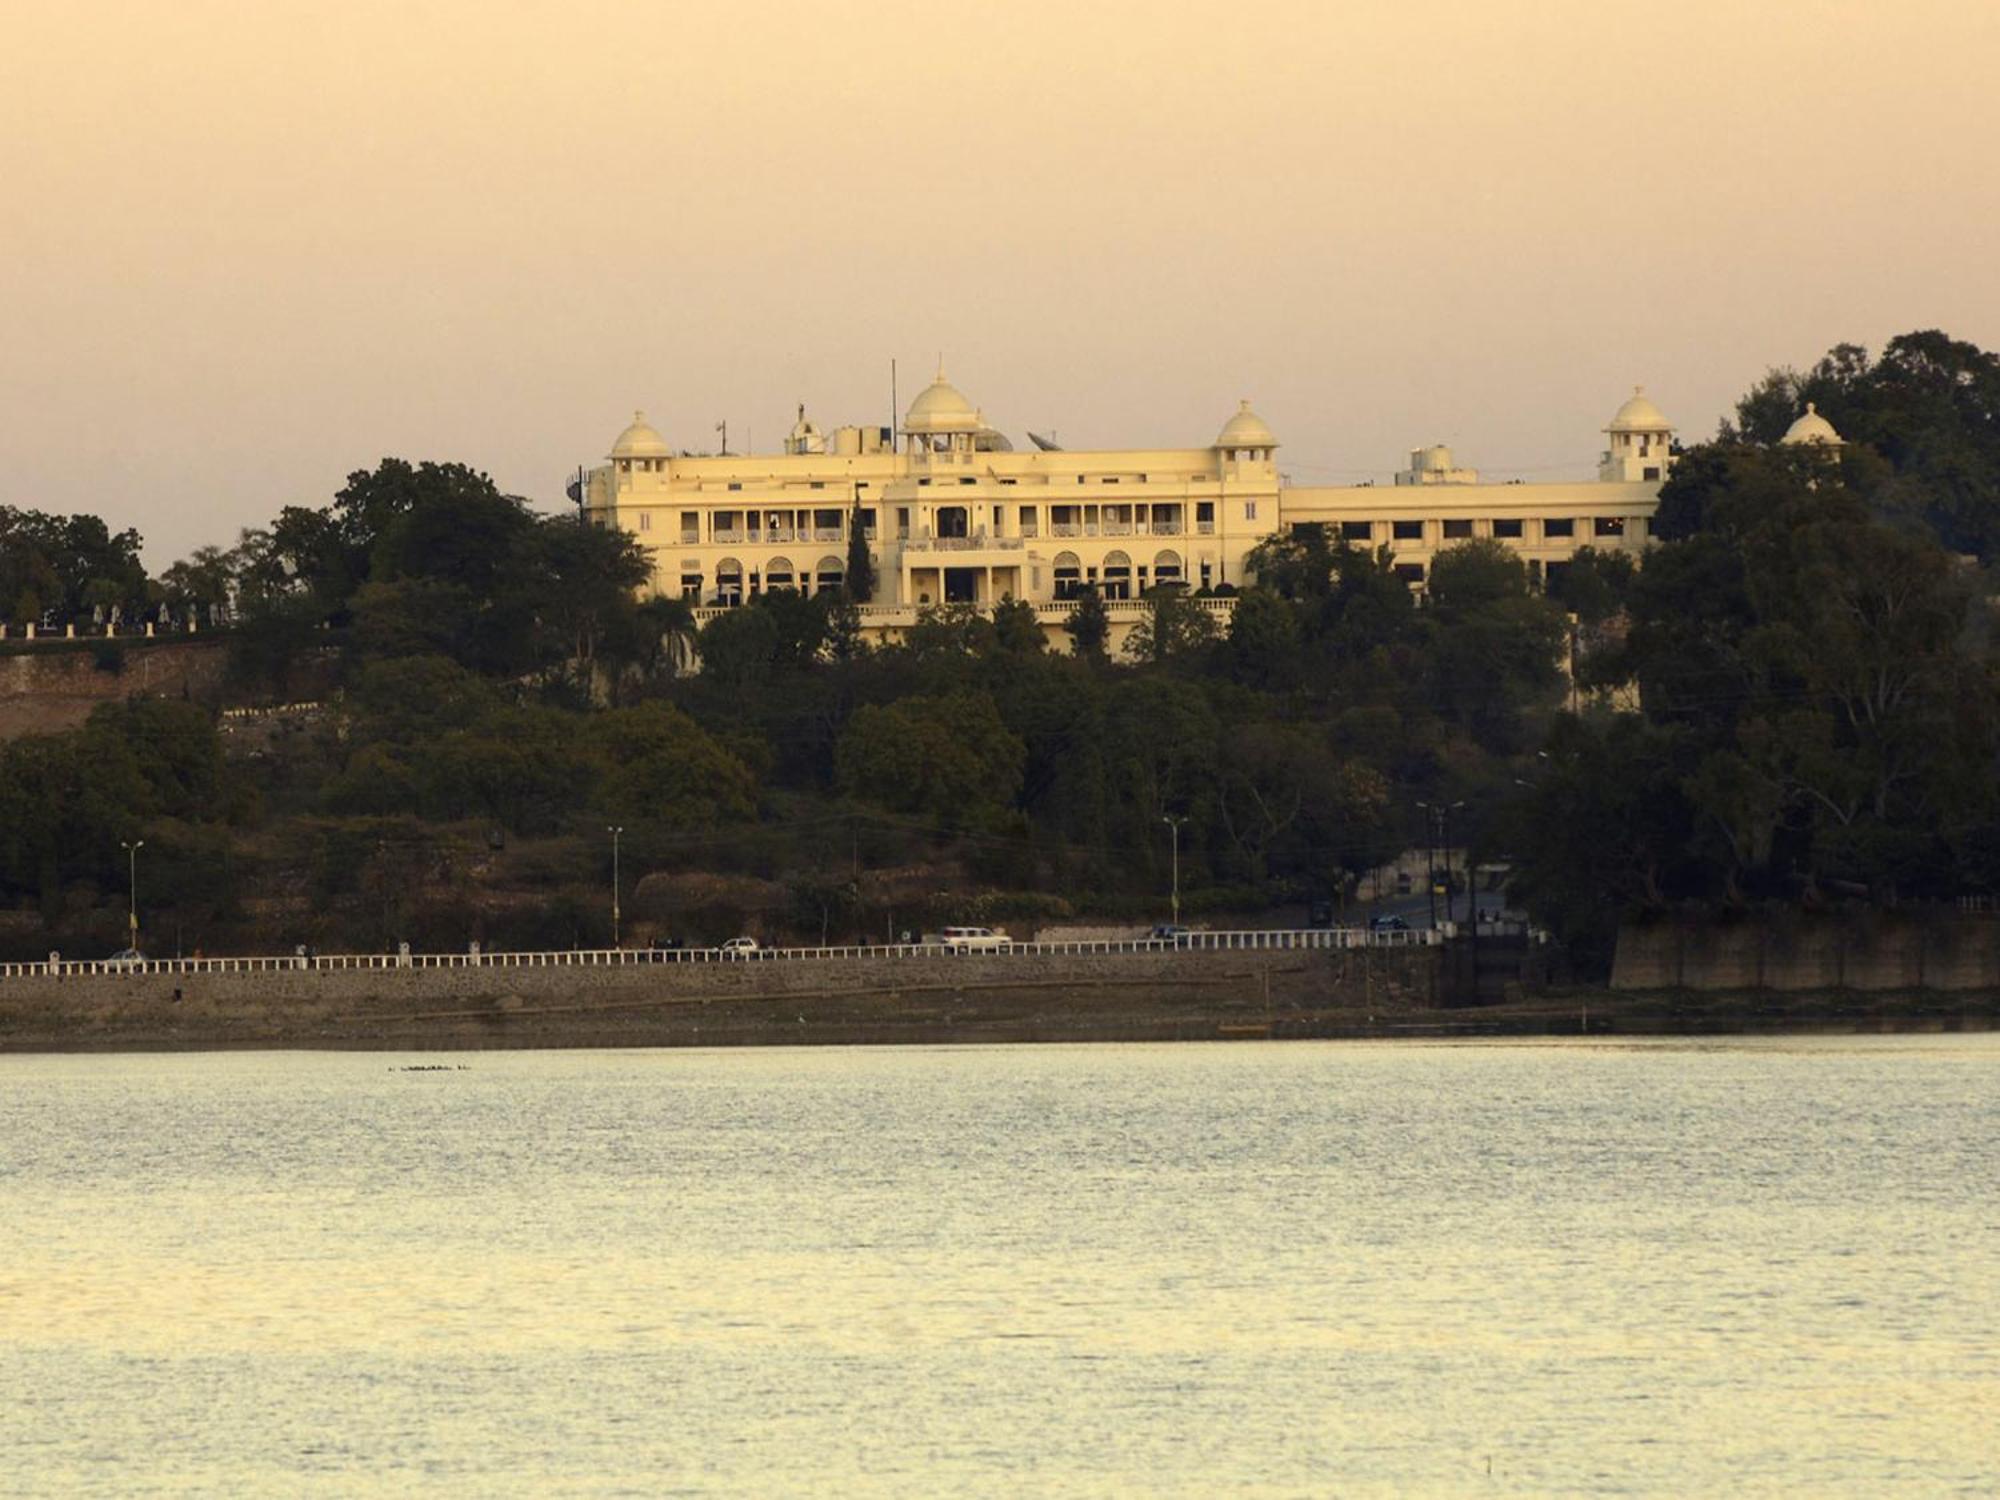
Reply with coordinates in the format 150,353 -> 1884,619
904,532 -> 1026,553
1196,520 -> 1215,534
713,530 -> 745,544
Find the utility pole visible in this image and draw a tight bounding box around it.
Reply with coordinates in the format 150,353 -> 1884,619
1416,802 -> 1436,928
607,825 -> 623,947
1161,815 -> 1186,925
121,839 -> 144,950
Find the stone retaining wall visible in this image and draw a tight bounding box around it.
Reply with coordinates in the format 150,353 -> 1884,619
0,638 -> 228,738
1612,916 -> 2000,993
0,945 -> 1441,1050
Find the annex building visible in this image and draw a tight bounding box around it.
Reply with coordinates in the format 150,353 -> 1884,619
579,372 -> 1739,649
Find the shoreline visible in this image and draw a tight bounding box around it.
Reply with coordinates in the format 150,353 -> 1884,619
1,986 -> 1991,1055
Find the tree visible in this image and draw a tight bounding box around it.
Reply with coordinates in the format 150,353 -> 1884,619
835,692 -> 1025,825
844,495 -> 876,603
1123,586 -> 1219,665
1062,585 -> 1110,662
1222,587 -> 1304,689
991,595 -> 1046,655
1423,541 -> 1569,749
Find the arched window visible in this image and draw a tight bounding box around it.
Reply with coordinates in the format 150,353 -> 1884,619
815,556 -> 845,594
1052,551 -> 1083,600
765,556 -> 795,592
715,557 -> 743,605
1153,549 -> 1183,585
1101,550 -> 1132,600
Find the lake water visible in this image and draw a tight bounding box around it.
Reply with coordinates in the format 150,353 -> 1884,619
1,1038 -> 1995,1497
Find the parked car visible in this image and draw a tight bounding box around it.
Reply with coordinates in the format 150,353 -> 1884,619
1150,923 -> 1192,944
105,948 -> 146,967
1369,914 -> 1411,934
939,926 -> 1012,951
718,937 -> 761,958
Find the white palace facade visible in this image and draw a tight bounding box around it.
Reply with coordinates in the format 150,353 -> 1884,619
580,372 -> 1689,649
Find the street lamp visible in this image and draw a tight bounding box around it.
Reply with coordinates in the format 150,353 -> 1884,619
120,839 -> 144,949
607,826 -> 624,948
1161,815 -> 1186,925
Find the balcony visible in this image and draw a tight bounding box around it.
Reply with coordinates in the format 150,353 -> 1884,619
713,530 -> 745,544
903,530 -> 1026,554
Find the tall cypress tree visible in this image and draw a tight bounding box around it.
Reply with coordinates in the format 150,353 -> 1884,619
845,494 -> 875,603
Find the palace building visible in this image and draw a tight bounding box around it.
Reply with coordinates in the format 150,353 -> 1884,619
579,372 -> 1685,649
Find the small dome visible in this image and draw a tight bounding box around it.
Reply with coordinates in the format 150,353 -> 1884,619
1606,386 -> 1673,433
1780,402 -> 1842,447
610,410 -> 670,459
903,370 -> 982,434
1215,399 -> 1278,450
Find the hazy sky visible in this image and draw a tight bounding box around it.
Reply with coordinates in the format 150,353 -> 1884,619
5,0 -> 1997,564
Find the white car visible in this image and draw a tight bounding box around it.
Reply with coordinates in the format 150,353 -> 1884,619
718,937 -> 761,958
939,926 -> 1012,951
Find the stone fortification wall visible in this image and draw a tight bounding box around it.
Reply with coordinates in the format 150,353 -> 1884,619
1613,916 -> 2000,993
0,638 -> 229,738
0,945 -> 1439,1050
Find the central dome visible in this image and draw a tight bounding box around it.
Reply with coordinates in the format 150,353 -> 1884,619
1215,400 -> 1278,450
903,371 -> 981,435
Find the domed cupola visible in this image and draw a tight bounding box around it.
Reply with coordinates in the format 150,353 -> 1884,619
1780,402 -> 1842,448
610,411 -> 670,461
1599,386 -> 1676,483
1214,399 -> 1278,453
902,369 -> 982,437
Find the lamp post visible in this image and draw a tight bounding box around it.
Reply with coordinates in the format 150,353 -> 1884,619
120,839 -> 144,949
1161,815 -> 1186,925
607,825 -> 623,948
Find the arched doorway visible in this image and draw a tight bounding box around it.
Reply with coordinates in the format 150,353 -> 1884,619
715,558 -> 743,605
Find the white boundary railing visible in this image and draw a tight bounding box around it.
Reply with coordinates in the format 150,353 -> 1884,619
0,927 -> 1439,981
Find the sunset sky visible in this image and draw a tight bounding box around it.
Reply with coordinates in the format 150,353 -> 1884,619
4,0 -> 1997,564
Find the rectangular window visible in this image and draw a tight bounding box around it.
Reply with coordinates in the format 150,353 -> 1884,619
1442,519 -> 1473,539
1642,466 -> 1660,481
1492,518 -> 1523,539
895,507 -> 910,538
1103,476 -> 1119,485
1245,501 -> 1258,520
1595,517 -> 1626,537
1340,521 -> 1372,541
638,511 -> 652,532
1393,563 -> 1425,584
1392,520 -> 1423,541
727,482 -> 742,492
1544,518 -> 1575,539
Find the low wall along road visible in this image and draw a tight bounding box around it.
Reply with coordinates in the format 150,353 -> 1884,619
0,931 -> 1444,1051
